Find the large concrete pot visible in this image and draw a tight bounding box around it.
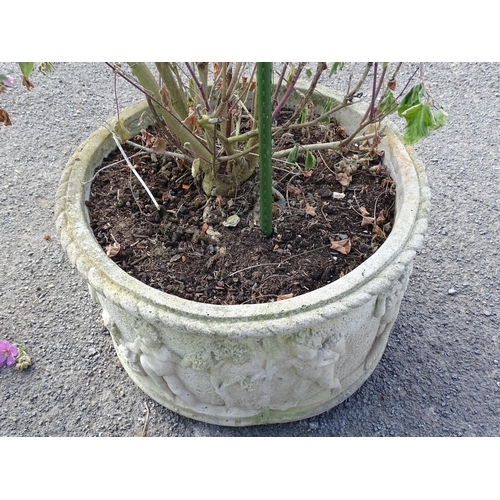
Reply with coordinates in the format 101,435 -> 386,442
55,84 -> 430,426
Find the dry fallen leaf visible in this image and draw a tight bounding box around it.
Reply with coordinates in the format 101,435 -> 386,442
359,140 -> 371,151
371,148 -> 384,157
330,238 -> 351,254
335,172 -> 352,187
106,241 -> 121,257
206,226 -> 222,241
381,177 -> 394,189
0,108 -> 12,126
306,101 -> 315,117
182,107 -> 199,133
304,203 -> 317,217
359,206 -> 375,226
369,163 -> 383,175
372,133 -> 382,148
277,293 -> 294,301
160,86 -> 172,112
152,137 -> 167,155
141,129 -> 155,147
376,210 -> 386,225
287,185 -> 302,196
21,76 -> 34,90
372,225 -> 386,239
272,203 -> 283,218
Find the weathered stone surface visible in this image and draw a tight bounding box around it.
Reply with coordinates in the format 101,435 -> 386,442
55,85 -> 430,426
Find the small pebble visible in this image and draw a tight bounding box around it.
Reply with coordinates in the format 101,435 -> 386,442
448,288 -> 456,295
483,310 -> 492,317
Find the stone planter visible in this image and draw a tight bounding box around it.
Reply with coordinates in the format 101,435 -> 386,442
55,84 -> 430,426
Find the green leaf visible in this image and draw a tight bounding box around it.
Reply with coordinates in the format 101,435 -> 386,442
191,158 -> 200,177
320,97 -> 333,124
286,144 -> 300,167
401,103 -> 434,144
378,89 -> 397,116
286,65 -> 297,87
398,84 -> 423,117
297,107 -> 306,124
305,149 -> 316,170
18,62 -> 35,78
329,62 -> 344,77
431,107 -> 448,130
305,68 -> 312,78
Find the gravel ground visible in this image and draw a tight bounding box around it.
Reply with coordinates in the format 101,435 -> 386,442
1,62 -> 499,437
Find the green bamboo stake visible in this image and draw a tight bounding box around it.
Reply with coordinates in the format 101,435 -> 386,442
257,62 -> 273,237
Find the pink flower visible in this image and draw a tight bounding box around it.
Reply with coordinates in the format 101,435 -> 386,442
0,340 -> 18,367
1,75 -> 14,86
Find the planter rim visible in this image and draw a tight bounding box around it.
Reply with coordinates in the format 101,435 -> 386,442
55,83 -> 430,338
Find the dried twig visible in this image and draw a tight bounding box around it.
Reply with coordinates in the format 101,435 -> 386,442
141,401 -> 150,437
124,140 -> 188,160
83,153 -> 143,184
110,130 -> 160,211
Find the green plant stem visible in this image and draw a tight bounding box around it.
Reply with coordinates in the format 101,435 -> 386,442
155,62 -> 189,120
186,62 -> 211,111
257,62 -> 273,237
125,62 -> 211,163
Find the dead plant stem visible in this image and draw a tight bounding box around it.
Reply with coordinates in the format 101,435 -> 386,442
111,131 -> 160,211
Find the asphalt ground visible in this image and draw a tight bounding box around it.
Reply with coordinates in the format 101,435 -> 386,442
1,62 -> 499,438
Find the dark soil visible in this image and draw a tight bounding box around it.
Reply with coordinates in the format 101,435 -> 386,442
87,119 -> 396,305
